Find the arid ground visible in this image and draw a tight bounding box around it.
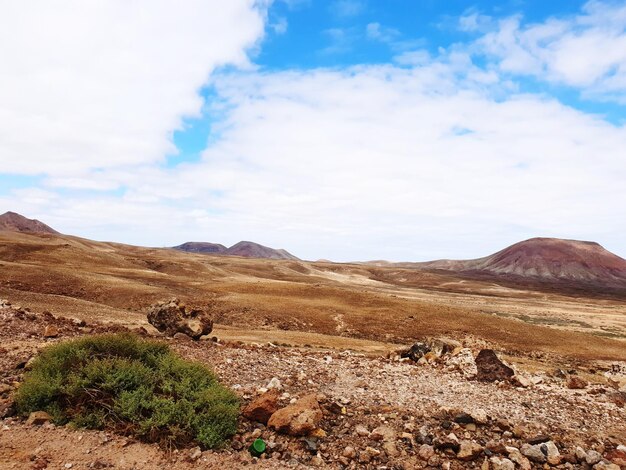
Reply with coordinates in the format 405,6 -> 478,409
1,231 -> 625,469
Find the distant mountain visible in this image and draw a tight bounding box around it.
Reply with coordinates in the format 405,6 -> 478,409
174,240 -> 299,260
420,237 -> 626,287
0,211 -> 59,234
225,241 -> 298,260
172,241 -> 227,254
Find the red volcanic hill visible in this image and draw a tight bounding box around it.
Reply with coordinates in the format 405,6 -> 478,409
0,211 -> 59,234
174,240 -> 299,261
172,241 -> 227,254
421,238 -> 626,287
225,241 -> 298,260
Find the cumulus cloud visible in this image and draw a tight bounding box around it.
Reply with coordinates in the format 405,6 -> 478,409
477,0 -> 626,99
0,0 -> 267,178
2,0 -> 626,261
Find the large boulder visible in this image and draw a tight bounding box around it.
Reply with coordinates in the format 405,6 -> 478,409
242,389 -> 280,424
146,298 -> 213,340
268,393 -> 323,436
475,349 -> 514,382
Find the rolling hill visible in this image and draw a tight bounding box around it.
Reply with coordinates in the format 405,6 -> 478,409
419,237 -> 626,288
0,211 -> 59,234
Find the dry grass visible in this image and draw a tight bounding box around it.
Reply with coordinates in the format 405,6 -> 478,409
1,231 -> 625,361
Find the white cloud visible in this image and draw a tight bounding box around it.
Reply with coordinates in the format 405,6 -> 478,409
2,1 -> 626,261
329,0 -> 365,18
32,59 -> 620,261
477,1 -> 626,99
366,22 -> 401,43
0,0 -> 267,178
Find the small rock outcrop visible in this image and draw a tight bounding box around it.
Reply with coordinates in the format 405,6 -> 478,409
267,393 -> 323,436
146,298 -> 213,340
475,349 -> 514,382
242,389 -> 280,425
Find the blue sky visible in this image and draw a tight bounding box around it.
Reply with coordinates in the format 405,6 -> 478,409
1,0 -> 626,261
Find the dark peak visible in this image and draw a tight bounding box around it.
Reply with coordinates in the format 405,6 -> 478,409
0,211 -> 59,234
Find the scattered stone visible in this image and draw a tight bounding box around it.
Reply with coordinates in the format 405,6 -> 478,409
342,446 -> 356,459
43,325 -> 59,338
268,393 -> 322,436
188,446 -> 202,461
507,448 -> 531,470
418,444 -> 435,461
586,449 -> 602,465
520,443 -> 546,463
475,349 -> 514,382
242,389 -> 280,424
369,425 -> 395,442
146,298 -> 212,340
445,348 -> 478,378
605,447 -> 626,466
453,413 -> 474,424
490,456 -> 515,470
173,332 -> 192,342
26,411 -> 52,426
593,463 -> 620,470
566,376 -> 588,389
355,424 -> 369,437
457,440 -> 483,461
526,435 -> 551,445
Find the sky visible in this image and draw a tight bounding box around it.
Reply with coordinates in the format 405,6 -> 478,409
1,0 -> 626,262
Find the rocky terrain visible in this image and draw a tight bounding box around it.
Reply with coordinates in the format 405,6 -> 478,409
1,301 -> 625,469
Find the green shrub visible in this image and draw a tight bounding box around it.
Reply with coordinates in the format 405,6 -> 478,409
15,333 -> 239,449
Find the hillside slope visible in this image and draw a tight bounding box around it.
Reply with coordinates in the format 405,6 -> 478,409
420,237 -> 626,288
0,211 -> 59,234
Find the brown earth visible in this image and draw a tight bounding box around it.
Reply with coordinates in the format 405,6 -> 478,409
0,231 -> 625,361
0,307 -> 624,469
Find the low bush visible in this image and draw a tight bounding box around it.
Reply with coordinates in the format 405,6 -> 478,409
15,333 -> 239,448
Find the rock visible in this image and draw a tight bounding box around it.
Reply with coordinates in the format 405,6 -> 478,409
457,440 -> 483,461
342,446 -> 357,459
242,389 -> 280,424
401,342 -> 431,361
267,394 -> 322,436
605,447 -> 626,466
593,464 -> 620,470
266,377 -> 282,391
521,443 -> 546,463
355,424 -> 369,437
43,325 -> 59,338
526,435 -> 551,445
566,376 -> 588,389
188,447 -> 202,460
453,413 -> 474,424
418,444 -> 435,460
475,349 -> 514,382
359,447 -> 380,463
310,455 -> 324,466
489,456 -> 515,470
512,375 -> 532,388
369,425 -> 396,442
586,450 -> 602,465
508,448 -> 531,470
173,332 -> 192,341
383,441 -> 400,458
26,411 -> 52,426
521,441 -> 560,464
445,348 -> 478,378
543,441 -> 561,465
146,298 -> 212,340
